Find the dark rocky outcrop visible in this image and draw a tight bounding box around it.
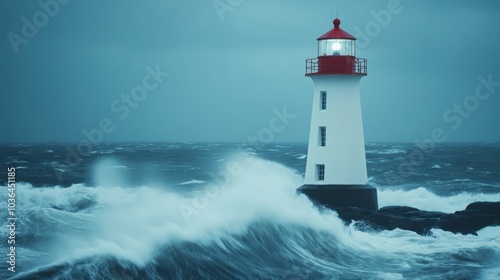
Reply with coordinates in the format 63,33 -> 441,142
334,201 -> 500,236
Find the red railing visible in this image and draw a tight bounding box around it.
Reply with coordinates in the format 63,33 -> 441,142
305,58 -> 367,75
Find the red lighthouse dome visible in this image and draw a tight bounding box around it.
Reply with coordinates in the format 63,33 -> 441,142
306,18 -> 367,76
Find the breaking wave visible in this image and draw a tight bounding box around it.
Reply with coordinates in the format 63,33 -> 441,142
1,154 -> 499,279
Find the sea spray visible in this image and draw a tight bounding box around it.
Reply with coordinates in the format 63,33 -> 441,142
1,143 -> 499,279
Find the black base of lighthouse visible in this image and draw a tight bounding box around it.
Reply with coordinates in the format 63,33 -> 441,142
297,184 -> 378,211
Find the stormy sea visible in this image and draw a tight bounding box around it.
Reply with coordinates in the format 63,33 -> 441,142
1,142 -> 499,280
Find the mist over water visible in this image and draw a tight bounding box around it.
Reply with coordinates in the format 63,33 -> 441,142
1,143 -> 499,279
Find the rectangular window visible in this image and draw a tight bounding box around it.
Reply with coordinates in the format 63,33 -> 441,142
316,164 -> 325,181
318,126 -> 326,147
320,91 -> 327,110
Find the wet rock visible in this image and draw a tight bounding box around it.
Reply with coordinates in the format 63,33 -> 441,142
334,202 -> 500,236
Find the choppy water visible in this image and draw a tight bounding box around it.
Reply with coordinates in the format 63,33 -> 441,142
1,143 -> 499,279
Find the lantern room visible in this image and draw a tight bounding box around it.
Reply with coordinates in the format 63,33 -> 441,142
306,18 -> 367,76
318,39 -> 355,56
318,18 -> 356,57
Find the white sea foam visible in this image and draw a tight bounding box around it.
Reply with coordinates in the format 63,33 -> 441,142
378,187 -> 500,212
2,154 -> 499,277
3,155 -> 344,269
296,154 -> 307,160
178,179 -> 205,185
377,148 -> 407,155
366,149 -> 406,155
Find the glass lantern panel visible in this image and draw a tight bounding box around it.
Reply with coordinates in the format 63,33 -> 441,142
318,39 -> 355,56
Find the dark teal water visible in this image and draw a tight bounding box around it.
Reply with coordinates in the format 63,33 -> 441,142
1,143 -> 499,279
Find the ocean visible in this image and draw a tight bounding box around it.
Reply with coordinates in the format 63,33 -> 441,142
1,142 -> 499,279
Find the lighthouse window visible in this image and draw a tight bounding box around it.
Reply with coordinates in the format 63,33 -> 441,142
316,164 -> 325,181
320,91 -> 327,110
319,126 -> 326,147
318,39 -> 355,56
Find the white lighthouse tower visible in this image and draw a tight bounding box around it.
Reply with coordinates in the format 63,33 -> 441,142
298,18 -> 378,211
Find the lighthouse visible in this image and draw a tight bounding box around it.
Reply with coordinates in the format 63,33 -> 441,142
298,18 -> 378,211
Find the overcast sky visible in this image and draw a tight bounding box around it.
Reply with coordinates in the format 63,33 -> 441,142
1,0 -> 500,143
